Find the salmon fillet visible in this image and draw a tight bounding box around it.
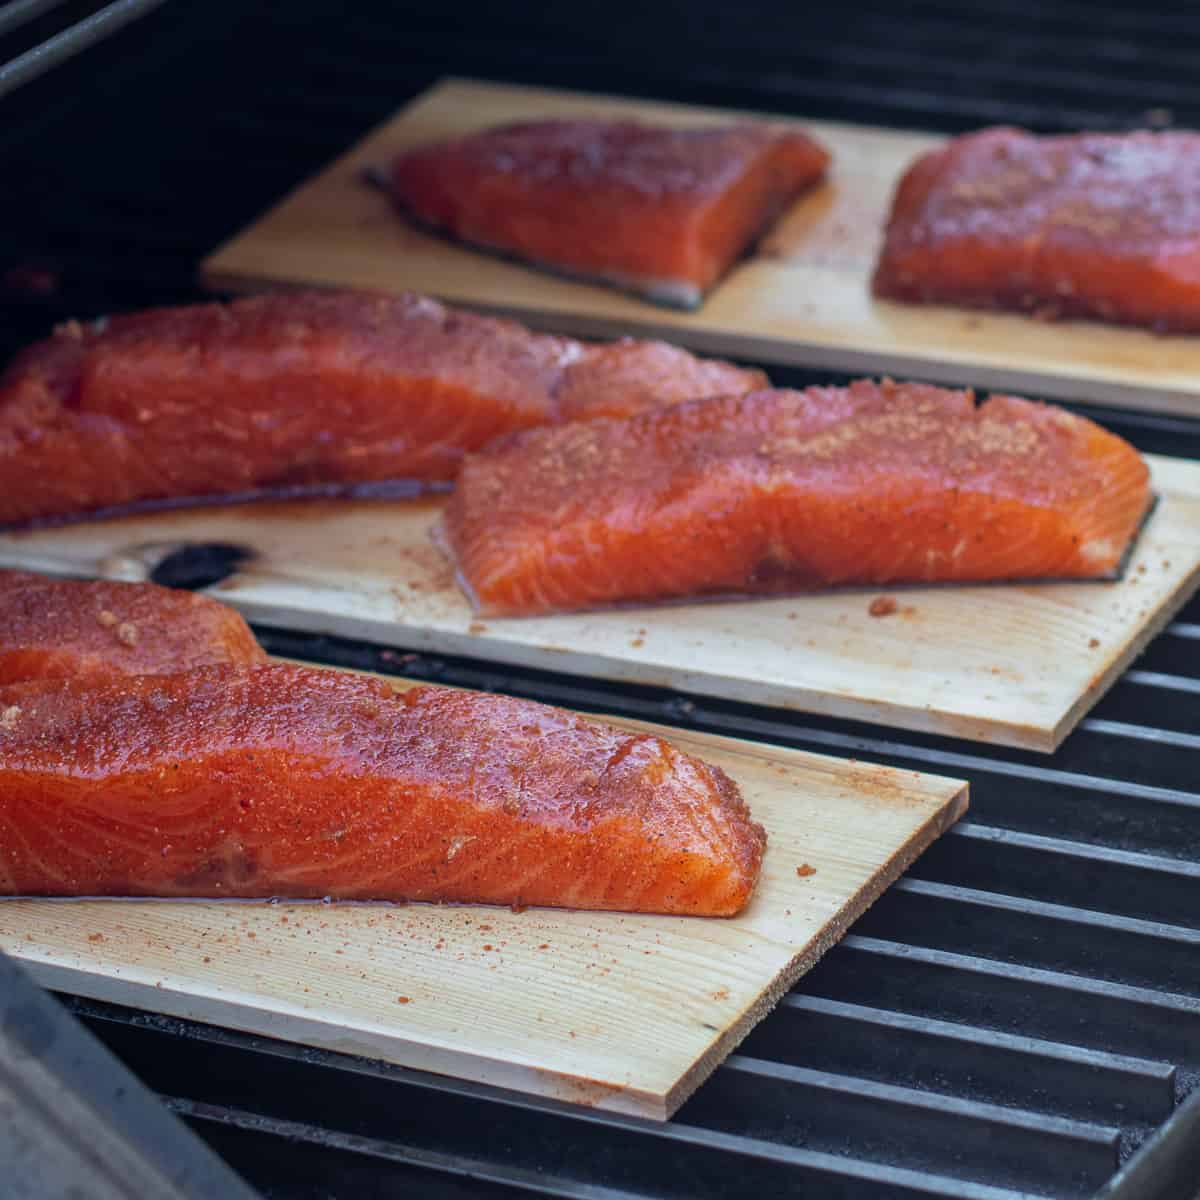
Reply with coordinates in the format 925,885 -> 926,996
389,119 -> 830,308
0,664 -> 766,914
873,127 -> 1200,332
0,570 -> 265,684
0,289 -> 764,526
441,380 -> 1152,616
554,339 -> 766,423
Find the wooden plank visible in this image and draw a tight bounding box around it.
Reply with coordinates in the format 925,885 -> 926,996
0,670 -> 967,1120
1,454 -> 1198,752
201,76 -> 1200,419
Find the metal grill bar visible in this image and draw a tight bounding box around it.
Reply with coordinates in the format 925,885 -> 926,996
759,997 -> 1176,1124
856,880 -> 1200,996
0,0 -> 72,38
808,938 -> 1200,1064
169,1096 -> 1042,1200
910,824 -> 1200,927
1116,671 -> 1200,695
58,1000 -> 1047,1198
0,0 -> 166,99
170,1099 -> 646,1200
1166,623 -> 1200,640
60,986 -> 1180,1199
705,1057 -> 1121,1196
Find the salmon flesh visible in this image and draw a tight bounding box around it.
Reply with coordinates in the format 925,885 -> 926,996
0,570 -> 266,684
0,664 -> 766,914
440,380 -> 1152,616
873,127 -> 1200,331
0,289 -> 764,526
389,118 -> 830,308
0,573 -> 765,913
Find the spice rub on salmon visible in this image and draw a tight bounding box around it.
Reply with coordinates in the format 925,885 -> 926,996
440,380 -> 1152,616
0,664 -> 766,915
873,127 -> 1200,332
389,118 -> 830,309
0,289 -> 764,526
0,570 -> 265,685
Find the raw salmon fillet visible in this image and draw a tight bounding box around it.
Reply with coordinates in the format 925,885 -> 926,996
874,127 -> 1200,331
390,119 -> 830,308
0,664 -> 766,914
0,289 -> 763,525
441,379 -> 1152,616
0,570 -> 265,684
554,339 -> 766,423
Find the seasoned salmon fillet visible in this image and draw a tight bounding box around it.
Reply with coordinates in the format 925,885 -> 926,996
0,570 -> 265,684
874,127 -> 1200,332
0,289 -> 763,526
441,380 -> 1152,616
0,665 -> 766,914
390,119 -> 830,308
554,339 -> 766,423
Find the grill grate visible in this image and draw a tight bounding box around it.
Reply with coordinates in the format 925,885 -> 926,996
5,1 -> 1200,1196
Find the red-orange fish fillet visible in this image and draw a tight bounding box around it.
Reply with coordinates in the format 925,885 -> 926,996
0,289 -> 763,525
441,380 -> 1152,616
0,665 -> 765,914
390,119 -> 830,308
0,570 -> 265,684
874,127 -> 1200,331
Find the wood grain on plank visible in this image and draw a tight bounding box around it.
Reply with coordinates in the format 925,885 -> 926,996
0,668 -> 966,1119
201,77 -> 1200,418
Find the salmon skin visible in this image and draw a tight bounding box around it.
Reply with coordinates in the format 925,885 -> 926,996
0,570 -> 265,684
874,127 -> 1200,332
440,380 -> 1152,617
0,289 -> 764,526
389,119 -> 830,309
0,664 -> 766,915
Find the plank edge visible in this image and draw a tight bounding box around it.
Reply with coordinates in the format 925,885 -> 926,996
1046,554 -> 1200,751
658,781 -> 968,1117
10,956 -> 673,1120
